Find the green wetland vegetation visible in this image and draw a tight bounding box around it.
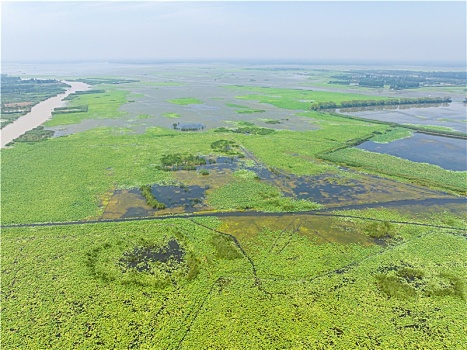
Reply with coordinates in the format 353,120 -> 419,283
1,64 -> 466,348
322,148 -> 466,194
6,126 -> 54,145
44,88 -> 129,126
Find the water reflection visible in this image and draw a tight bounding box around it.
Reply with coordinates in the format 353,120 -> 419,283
357,133 -> 467,171
149,185 -> 207,212
339,103 -> 449,113
339,101 -> 466,133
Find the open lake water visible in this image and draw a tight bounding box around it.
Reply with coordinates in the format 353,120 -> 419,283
340,102 -> 466,133
357,133 -> 467,171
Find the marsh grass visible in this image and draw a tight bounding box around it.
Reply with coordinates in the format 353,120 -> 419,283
425,273 -> 465,299
397,267 -> 425,281
263,119 -> 282,124
207,178 -> 322,212
376,268 -> 465,300
371,128 -> 413,143
225,103 -> 249,108
2,69 -> 467,348
1,127 -> 224,224
235,109 -> 266,114
376,274 -> 417,299
364,221 -> 395,239
44,88 -> 129,126
211,235 -> 242,260
326,148 -> 467,193
2,215 -> 467,348
135,113 -> 152,119
233,169 -> 259,180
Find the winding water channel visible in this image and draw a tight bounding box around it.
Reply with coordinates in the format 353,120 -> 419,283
0,81 -> 89,148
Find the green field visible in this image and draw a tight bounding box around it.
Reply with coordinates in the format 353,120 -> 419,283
2,66 -> 466,348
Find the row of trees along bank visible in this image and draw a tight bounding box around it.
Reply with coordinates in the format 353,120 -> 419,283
310,96 -> 452,110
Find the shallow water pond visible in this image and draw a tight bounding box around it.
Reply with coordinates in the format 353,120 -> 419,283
357,133 -> 467,171
102,189 -> 153,219
150,184 -> 207,212
340,101 -> 466,133
103,185 -> 207,219
120,239 -> 184,273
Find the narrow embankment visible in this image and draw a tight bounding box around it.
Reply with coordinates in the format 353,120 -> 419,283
328,112 -> 467,140
2,197 -> 465,233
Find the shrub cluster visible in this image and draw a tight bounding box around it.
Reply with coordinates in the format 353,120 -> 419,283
140,185 -> 166,209
160,153 -> 206,171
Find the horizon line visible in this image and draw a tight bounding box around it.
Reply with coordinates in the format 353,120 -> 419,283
3,58 -> 466,67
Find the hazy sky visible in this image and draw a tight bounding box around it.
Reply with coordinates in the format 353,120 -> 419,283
2,1 -> 466,64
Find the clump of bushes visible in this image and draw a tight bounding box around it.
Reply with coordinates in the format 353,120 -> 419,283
425,273 -> 465,299
9,126 -> 53,144
213,126 -> 275,135
160,153 -> 206,171
365,221 -> 395,239
236,109 -> 266,114
233,169 -> 259,180
376,274 -> 417,299
52,105 -> 88,114
375,264 -> 465,300
140,185 -> 166,209
211,139 -> 242,155
185,254 -> 201,280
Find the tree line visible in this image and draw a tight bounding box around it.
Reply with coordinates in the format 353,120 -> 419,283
310,96 -> 452,110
